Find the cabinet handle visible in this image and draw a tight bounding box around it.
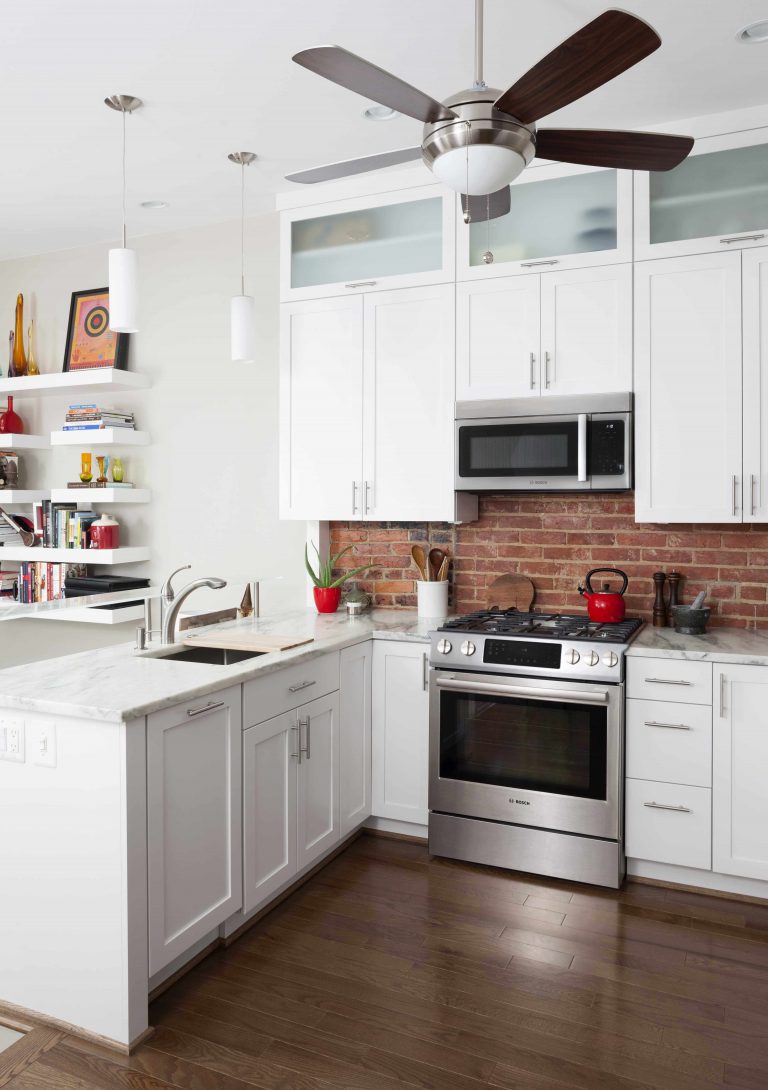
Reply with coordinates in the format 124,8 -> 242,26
298,715 -> 311,759
544,351 -> 551,389
530,352 -> 536,389
720,233 -> 766,245
751,474 -> 758,517
644,677 -> 693,686
352,480 -> 360,515
291,724 -> 302,763
423,652 -> 429,691
732,474 -> 739,516
719,673 -> 727,719
520,259 -> 559,267
186,700 -> 225,718
344,280 -> 377,288
643,801 -> 692,813
644,720 -> 692,731
288,679 -> 316,693
364,481 -> 374,515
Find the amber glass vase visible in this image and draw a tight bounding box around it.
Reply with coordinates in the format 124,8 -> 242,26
11,294 -> 27,376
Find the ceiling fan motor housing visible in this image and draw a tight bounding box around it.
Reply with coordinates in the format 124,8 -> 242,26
421,88 -> 536,195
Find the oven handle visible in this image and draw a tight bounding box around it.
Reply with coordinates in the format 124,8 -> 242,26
435,676 -> 610,705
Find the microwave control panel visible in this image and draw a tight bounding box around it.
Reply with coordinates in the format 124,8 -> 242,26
590,419 -> 625,476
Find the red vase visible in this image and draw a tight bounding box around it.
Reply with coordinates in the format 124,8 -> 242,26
313,586 -> 342,613
0,396 -> 24,434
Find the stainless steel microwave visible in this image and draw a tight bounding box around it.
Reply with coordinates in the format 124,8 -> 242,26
455,393 -> 633,492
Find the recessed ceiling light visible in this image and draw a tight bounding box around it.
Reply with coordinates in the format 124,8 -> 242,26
140,199 -> 169,209
736,19 -> 768,42
363,105 -> 400,121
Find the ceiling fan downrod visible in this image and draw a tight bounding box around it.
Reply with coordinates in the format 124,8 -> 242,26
473,0 -> 486,89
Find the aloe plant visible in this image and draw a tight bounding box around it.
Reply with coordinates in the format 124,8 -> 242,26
305,541 -> 372,589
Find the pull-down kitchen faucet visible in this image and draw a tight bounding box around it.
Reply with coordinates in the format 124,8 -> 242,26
161,575 -> 227,645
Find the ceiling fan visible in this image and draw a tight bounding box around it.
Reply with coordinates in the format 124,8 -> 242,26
286,2 -> 694,215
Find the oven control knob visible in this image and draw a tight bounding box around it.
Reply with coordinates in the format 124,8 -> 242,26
565,648 -> 580,665
437,638 -> 452,655
585,650 -> 600,666
460,640 -> 476,656
602,651 -> 619,668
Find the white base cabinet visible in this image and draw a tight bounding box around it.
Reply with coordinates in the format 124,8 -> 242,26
371,641 -> 430,826
297,692 -> 340,870
147,687 -> 242,975
339,642 -> 372,837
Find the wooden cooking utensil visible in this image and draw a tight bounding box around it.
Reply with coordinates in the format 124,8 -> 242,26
428,547 -> 447,582
436,556 -> 449,582
411,544 -> 428,581
486,574 -> 535,612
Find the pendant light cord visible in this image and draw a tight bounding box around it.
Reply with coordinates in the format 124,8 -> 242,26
121,106 -> 127,249
241,161 -> 246,296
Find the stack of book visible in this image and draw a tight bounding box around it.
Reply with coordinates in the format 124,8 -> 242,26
15,561 -> 87,603
63,405 -> 136,431
34,501 -> 99,549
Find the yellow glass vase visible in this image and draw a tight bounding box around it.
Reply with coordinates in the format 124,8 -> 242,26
26,320 -> 39,376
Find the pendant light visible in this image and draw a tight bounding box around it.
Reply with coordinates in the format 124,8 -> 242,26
105,94 -> 143,333
228,151 -> 257,362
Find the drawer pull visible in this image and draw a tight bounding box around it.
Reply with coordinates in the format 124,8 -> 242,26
288,680 -> 316,693
187,700 -> 225,719
644,677 -> 693,686
644,720 -> 691,731
643,801 -> 692,813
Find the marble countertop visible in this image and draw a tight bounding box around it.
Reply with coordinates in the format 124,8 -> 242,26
628,624 -> 768,665
0,608 -> 434,722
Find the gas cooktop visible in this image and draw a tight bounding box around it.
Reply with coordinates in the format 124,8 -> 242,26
439,610 -> 643,644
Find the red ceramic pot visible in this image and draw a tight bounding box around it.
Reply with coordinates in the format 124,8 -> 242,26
90,514 -> 120,550
313,586 -> 342,613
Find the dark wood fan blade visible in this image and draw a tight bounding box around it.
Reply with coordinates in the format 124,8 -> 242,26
495,10 -> 660,123
286,146 -> 423,184
461,187 -> 512,221
536,128 -> 694,171
293,46 -> 457,124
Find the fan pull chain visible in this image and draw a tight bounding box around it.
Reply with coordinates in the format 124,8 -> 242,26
482,193 -> 494,264
463,122 -> 472,223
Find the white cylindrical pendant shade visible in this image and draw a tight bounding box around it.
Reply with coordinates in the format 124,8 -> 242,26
108,247 -> 139,333
231,294 -> 256,362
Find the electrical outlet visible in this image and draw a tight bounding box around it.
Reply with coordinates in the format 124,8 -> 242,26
0,719 -> 25,763
30,722 -> 56,768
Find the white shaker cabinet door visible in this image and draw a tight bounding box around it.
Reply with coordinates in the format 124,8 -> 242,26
371,641 -> 430,826
339,641 -> 372,837
742,247 -> 768,521
147,687 -> 242,975
243,709 -> 298,914
279,296 -> 364,520
540,264 -> 632,396
456,276 -> 541,400
297,691 -> 340,871
362,285 -> 456,521
713,664 -> 768,881
634,252 -> 743,523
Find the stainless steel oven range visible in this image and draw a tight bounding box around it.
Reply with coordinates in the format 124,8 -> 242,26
428,611 -> 643,888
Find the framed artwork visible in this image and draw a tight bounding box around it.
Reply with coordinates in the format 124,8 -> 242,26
62,288 -> 128,372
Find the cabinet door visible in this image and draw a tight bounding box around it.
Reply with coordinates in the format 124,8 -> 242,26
279,296 -> 364,520
363,285 -> 455,521
634,252 -> 743,523
147,687 -> 242,975
456,277 -> 541,400
339,642 -> 372,837
540,264 -> 632,396
713,664 -> 768,881
297,692 -> 340,871
243,710 -> 298,914
371,641 -> 430,826
742,248 -> 768,521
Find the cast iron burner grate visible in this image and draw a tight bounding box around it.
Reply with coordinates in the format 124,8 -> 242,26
439,610 -> 643,644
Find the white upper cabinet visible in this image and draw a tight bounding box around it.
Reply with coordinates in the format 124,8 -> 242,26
280,186 -> 455,302
457,163 -> 632,280
635,128 -> 768,261
742,247 -> 768,521
456,276 -> 541,399
634,252 -> 743,523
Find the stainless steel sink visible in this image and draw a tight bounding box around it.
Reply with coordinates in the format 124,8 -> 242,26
155,646 -> 266,665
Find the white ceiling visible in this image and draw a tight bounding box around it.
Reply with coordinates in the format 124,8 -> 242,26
3,0 -> 768,260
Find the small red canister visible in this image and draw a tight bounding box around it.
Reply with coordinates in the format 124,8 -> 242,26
90,513 -> 120,550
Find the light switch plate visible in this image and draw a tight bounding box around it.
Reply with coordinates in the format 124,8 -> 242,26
0,719 -> 25,763
30,722 -> 56,768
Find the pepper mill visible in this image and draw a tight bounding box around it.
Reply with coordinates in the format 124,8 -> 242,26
652,571 -> 667,627
667,571 -> 681,623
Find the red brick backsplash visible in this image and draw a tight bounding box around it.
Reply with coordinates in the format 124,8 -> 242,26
330,493 -> 768,628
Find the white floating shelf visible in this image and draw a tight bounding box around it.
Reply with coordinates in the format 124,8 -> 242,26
51,488 -> 150,504
0,434 -> 49,449
51,429 -> 149,447
0,370 -> 150,399
0,490 -> 50,503
34,603 -> 145,625
0,545 -> 149,564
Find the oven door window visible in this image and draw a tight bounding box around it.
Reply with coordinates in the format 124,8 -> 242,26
439,689 -> 608,800
458,421 -> 580,478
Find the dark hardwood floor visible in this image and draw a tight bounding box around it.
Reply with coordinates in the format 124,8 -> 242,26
6,833 -> 768,1090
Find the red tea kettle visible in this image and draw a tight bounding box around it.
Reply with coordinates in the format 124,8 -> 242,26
578,567 -> 628,623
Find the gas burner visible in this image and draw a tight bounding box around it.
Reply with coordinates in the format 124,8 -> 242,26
440,609 -> 643,644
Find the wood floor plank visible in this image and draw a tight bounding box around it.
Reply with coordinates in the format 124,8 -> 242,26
0,1029 -> 62,1089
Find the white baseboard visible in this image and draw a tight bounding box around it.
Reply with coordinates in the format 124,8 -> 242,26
628,858 -> 768,901
364,816 -> 428,841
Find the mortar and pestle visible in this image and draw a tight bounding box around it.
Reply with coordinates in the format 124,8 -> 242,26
670,591 -> 710,635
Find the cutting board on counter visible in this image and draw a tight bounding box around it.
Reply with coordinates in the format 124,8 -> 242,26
183,630 -> 314,653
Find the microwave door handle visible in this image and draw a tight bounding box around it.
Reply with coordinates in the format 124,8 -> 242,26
577,414 -> 588,482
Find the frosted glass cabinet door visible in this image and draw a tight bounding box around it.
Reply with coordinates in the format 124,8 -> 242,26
635,128 -> 768,259
281,186 -> 454,301
457,163 -> 631,279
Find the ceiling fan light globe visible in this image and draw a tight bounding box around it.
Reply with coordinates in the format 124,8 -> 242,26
431,144 -> 526,195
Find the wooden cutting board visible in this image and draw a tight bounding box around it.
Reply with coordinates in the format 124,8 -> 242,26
486,574 -> 535,612
184,630 -> 314,653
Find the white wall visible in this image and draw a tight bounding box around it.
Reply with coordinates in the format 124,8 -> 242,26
0,213 -> 306,665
